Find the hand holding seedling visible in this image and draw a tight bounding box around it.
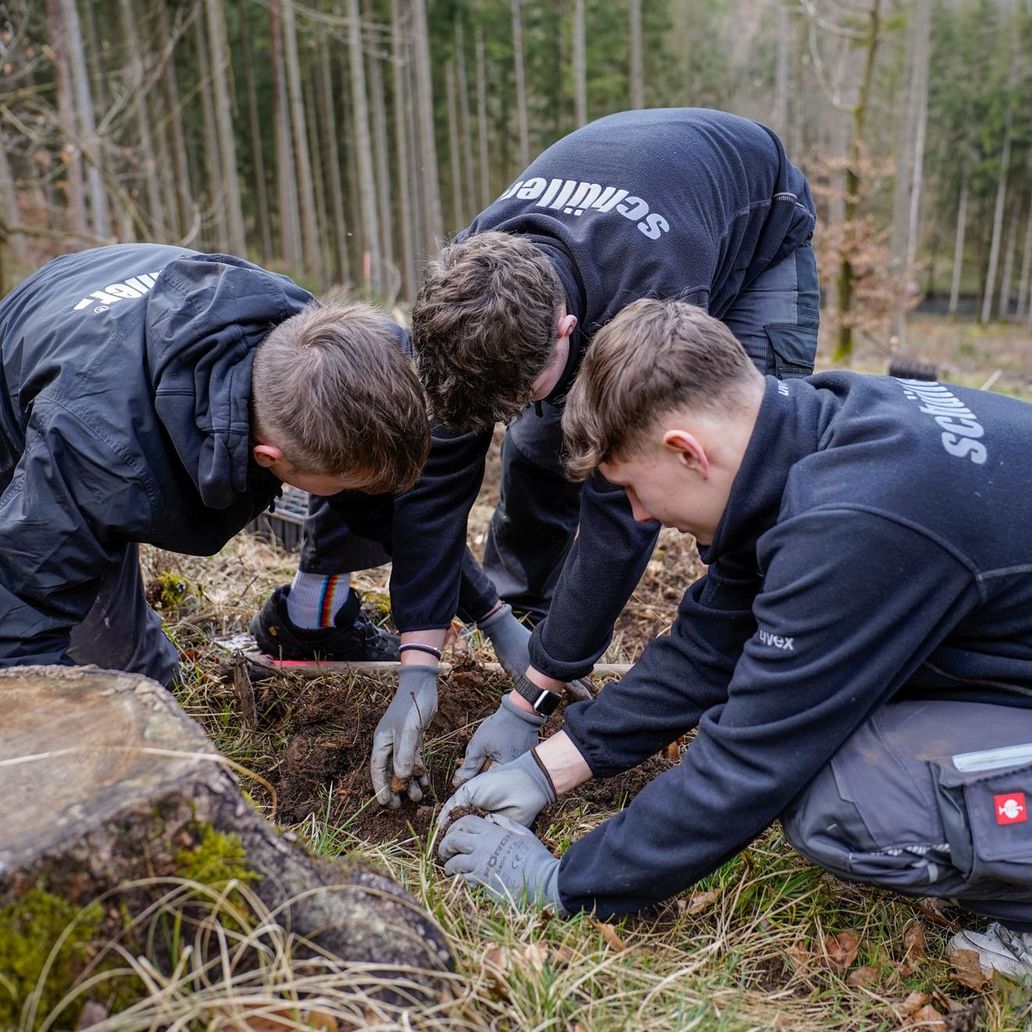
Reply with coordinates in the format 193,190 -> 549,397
370,666 -> 437,807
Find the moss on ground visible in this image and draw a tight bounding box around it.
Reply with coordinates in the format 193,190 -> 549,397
0,826 -> 257,1030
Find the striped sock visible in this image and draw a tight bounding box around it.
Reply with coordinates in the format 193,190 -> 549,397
286,572 -> 352,629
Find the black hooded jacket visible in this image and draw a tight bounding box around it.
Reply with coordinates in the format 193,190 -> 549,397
556,373 -> 1032,917
0,244 -> 311,666
389,109 -> 816,678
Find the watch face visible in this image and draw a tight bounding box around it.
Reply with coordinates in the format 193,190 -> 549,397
533,689 -> 561,716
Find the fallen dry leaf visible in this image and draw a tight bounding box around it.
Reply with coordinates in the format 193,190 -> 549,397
901,991 -> 931,1015
785,940 -> 809,971
825,929 -> 860,970
916,897 -> 961,931
911,1003 -> 946,1031
218,1006 -> 338,1032
591,918 -> 627,952
682,889 -> 720,916
904,920 -> 928,963
845,965 -> 879,988
946,944 -> 991,990
482,939 -> 550,991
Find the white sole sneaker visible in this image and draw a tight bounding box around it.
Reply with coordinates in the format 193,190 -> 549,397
949,922 -> 1032,981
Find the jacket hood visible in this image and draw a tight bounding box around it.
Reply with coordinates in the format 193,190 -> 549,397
144,253 -> 313,509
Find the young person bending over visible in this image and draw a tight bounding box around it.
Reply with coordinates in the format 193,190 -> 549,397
438,298 -> 1032,982
256,108 -> 820,805
0,244 -> 427,686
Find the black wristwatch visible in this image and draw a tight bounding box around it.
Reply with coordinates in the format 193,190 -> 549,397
512,673 -> 563,716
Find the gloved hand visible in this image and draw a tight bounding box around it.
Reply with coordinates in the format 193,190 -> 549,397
438,748 -> 556,829
439,813 -> 566,914
370,665 -> 437,808
452,694 -> 545,787
478,603 -> 531,681
478,604 -> 594,701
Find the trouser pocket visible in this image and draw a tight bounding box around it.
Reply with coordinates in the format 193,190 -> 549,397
764,321 -> 818,379
933,743 -> 1032,887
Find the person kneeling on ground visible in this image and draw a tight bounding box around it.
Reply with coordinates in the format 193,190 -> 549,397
250,107 -> 819,808
438,298 -> 1032,982
0,243 -> 428,687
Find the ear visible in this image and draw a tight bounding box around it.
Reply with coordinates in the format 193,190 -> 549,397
662,429 -> 710,478
556,313 -> 578,341
252,442 -> 284,469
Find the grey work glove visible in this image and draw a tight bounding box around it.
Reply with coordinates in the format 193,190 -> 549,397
453,694 -> 545,787
479,603 -> 594,701
439,813 -> 566,914
370,665 -> 437,808
438,748 -> 556,829
478,603 -> 531,681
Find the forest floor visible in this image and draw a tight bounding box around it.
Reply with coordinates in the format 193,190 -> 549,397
123,316 -> 1031,1029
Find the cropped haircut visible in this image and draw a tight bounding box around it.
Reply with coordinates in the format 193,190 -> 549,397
252,302 -> 430,494
563,299 -> 762,481
412,231 -> 564,429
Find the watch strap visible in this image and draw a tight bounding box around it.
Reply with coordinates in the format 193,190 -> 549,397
512,673 -> 563,716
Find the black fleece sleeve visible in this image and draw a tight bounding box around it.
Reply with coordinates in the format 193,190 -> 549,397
560,549 -> 761,774
0,407 -> 154,666
555,510 -> 977,918
528,471 -> 662,681
388,424 -> 493,632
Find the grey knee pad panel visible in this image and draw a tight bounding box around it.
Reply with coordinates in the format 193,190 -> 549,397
782,699 -> 1032,906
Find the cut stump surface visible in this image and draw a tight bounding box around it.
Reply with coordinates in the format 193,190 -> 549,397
0,665 -> 452,992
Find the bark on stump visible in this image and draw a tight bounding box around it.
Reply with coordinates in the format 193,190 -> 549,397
0,665 -> 452,997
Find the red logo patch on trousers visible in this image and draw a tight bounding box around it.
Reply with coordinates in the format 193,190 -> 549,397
995,792 -> 1028,825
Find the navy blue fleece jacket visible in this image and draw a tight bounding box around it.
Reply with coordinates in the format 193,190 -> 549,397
389,109 -> 816,677
0,244 -> 311,666
554,373 -> 1032,918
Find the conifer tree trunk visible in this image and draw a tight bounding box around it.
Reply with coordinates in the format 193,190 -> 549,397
980,125 -> 1011,324
206,0 -> 246,254
454,19 -> 476,220
157,0 -> 193,239
60,0 -> 110,237
368,28 -> 396,293
411,0 -> 443,249
392,0 -> 416,297
772,0 -> 790,140
446,61 -> 463,230
194,10 -> 227,249
318,32 -> 350,285
304,57 -> 331,284
348,0 -> 382,294
998,214 -> 1016,320
119,0 -> 163,238
240,0 -> 273,262
476,28 -> 491,209
573,0 -> 587,127
281,0 -> 323,280
833,0 -> 882,363
47,0 -> 87,235
629,0 -> 644,109
1015,188 -> 1032,325
948,167 -> 969,320
270,2 -> 303,268
511,0 -> 530,168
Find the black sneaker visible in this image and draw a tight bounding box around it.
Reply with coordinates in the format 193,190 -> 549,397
249,585 -> 400,661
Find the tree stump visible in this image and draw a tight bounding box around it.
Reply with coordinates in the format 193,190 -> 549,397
0,665 -> 452,1005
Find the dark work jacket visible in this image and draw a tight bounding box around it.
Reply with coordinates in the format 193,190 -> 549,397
554,373 -> 1032,917
390,108 -> 816,669
0,244 -> 311,666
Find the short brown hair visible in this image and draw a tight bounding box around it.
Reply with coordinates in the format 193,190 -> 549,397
562,299 -> 761,481
252,302 -> 429,494
412,231 -> 563,428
